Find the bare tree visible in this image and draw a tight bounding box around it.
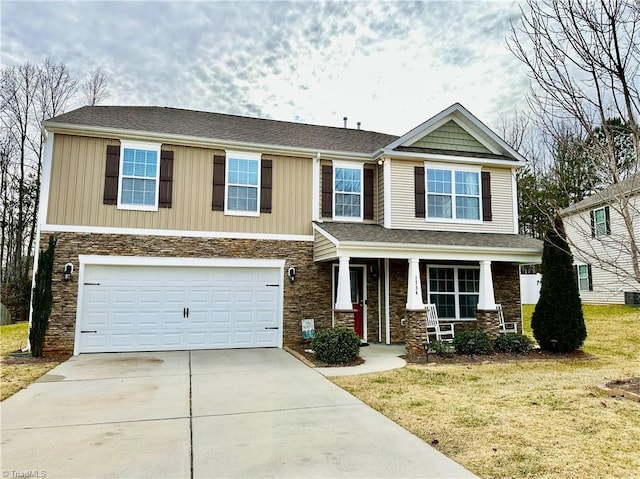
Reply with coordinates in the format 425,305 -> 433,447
508,0 -> 640,286
81,67 -> 109,106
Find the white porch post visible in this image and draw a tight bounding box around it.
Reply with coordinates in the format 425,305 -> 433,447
406,258 -> 426,310
335,256 -> 352,310
477,260 -> 497,310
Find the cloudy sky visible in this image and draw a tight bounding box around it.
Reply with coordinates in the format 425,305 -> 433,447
2,0 -> 531,135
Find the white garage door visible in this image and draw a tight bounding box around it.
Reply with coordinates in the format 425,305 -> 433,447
77,264 -> 282,353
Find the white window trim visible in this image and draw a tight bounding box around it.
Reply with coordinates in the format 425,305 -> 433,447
117,140 -> 161,212
333,160 -> 364,222
424,162 -> 482,224
576,263 -> 590,292
427,265 -> 480,321
593,206 -> 608,238
224,150 -> 261,217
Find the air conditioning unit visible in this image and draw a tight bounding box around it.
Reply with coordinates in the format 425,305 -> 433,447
624,292 -> 640,306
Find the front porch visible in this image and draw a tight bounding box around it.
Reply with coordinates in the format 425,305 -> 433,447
313,222 -> 542,354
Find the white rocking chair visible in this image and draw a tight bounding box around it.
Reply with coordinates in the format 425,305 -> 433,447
496,304 -> 518,334
425,303 -> 455,343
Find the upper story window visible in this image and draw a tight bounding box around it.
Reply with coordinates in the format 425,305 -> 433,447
225,151 -> 260,216
426,166 -> 480,221
118,141 -> 161,211
591,206 -> 610,237
334,162 -> 363,220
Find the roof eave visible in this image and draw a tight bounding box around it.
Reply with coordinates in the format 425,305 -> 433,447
43,121 -> 378,160
380,148 -> 525,168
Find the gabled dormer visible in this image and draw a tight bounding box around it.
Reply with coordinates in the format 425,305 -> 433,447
374,103 -> 526,234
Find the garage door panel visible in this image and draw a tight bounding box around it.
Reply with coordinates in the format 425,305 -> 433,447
79,264 -> 282,353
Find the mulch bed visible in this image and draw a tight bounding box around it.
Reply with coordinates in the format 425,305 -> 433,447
403,348 -> 595,366
1,350 -> 71,365
604,377 -> 640,396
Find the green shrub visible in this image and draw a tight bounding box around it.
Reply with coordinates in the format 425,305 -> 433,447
453,330 -> 491,355
311,327 -> 361,364
493,333 -> 532,355
426,340 -> 455,357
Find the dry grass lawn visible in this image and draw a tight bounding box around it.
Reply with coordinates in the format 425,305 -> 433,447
332,305 -> 640,479
1,322 -> 69,401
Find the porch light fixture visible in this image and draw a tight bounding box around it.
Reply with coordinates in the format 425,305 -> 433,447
63,262 -> 74,281
377,158 -> 385,166
288,267 -> 296,283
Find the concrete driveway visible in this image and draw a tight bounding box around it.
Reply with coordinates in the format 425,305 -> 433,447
1,349 -> 476,478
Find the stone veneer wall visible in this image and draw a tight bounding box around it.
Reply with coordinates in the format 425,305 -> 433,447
492,262 -> 522,332
40,231 -> 333,353
387,259 -> 409,343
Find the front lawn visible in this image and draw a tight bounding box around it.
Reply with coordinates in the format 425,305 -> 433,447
332,305 -> 640,479
0,322 -> 70,401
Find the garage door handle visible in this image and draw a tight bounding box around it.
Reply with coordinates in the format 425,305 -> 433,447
264,327 -> 279,330
80,330 -> 97,334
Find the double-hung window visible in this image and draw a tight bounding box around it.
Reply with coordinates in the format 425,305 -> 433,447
426,166 -> 480,221
118,141 -> 161,211
225,151 -> 260,216
576,264 -> 592,292
428,266 -> 480,320
334,162 -> 363,220
592,207 -> 608,237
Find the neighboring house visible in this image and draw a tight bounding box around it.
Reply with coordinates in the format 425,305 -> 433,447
36,103 -> 542,355
562,175 -> 640,304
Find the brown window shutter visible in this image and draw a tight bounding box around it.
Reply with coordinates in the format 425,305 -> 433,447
587,264 -> 593,291
590,210 -> 596,237
604,206 -> 611,235
158,150 -> 173,208
322,164 -> 333,218
260,158 -> 272,213
481,171 -> 492,221
414,166 -> 425,218
212,154 -> 225,211
364,168 -> 374,220
103,145 -> 120,205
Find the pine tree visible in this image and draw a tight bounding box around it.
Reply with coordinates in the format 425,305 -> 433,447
532,216 -> 587,352
30,235 -> 56,357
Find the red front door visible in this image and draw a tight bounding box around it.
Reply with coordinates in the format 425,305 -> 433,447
350,268 -> 364,339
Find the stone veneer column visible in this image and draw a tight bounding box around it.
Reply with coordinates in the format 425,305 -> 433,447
476,309 -> 501,339
334,310 -> 356,330
405,310 -> 427,356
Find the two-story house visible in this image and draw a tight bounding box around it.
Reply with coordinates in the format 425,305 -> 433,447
562,174 -> 640,304
36,103 -> 541,355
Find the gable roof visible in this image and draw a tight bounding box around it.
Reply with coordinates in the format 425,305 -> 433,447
44,106 -> 398,156
561,173 -> 640,215
384,103 -> 526,163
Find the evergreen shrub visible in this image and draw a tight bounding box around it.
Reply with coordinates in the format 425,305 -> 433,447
312,327 -> 361,364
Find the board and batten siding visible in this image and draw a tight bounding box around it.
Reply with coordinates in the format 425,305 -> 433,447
564,196 -> 640,304
390,160 -> 515,233
411,120 -> 491,154
47,134 -> 313,235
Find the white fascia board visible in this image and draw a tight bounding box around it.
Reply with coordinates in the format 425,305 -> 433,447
335,242 -> 542,263
312,222 -> 340,245
382,149 -> 525,168
78,254 -> 286,269
42,224 -> 313,242
43,122 -> 374,162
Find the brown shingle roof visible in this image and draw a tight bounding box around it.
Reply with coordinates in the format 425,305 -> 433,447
45,106 -> 398,155
316,222 -> 542,251
561,173 -> 640,215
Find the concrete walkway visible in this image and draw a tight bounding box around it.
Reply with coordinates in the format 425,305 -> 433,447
316,343 -> 407,376
1,349 -> 476,478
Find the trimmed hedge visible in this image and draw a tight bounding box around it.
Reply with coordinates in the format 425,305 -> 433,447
493,333 -> 532,355
312,327 -> 361,364
453,330 -> 492,355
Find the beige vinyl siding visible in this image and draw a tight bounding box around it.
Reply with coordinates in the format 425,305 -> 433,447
377,164 -> 384,226
390,160 -> 515,233
47,134 -> 313,235
564,196 -> 640,304
313,230 -> 336,261
410,120 -> 491,154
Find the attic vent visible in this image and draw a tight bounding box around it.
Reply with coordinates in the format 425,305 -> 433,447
624,292 -> 640,306
343,116 -> 347,128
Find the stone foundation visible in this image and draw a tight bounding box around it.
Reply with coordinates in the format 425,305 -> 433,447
334,310 -> 355,329
405,310 -> 427,356
476,309 -> 501,339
